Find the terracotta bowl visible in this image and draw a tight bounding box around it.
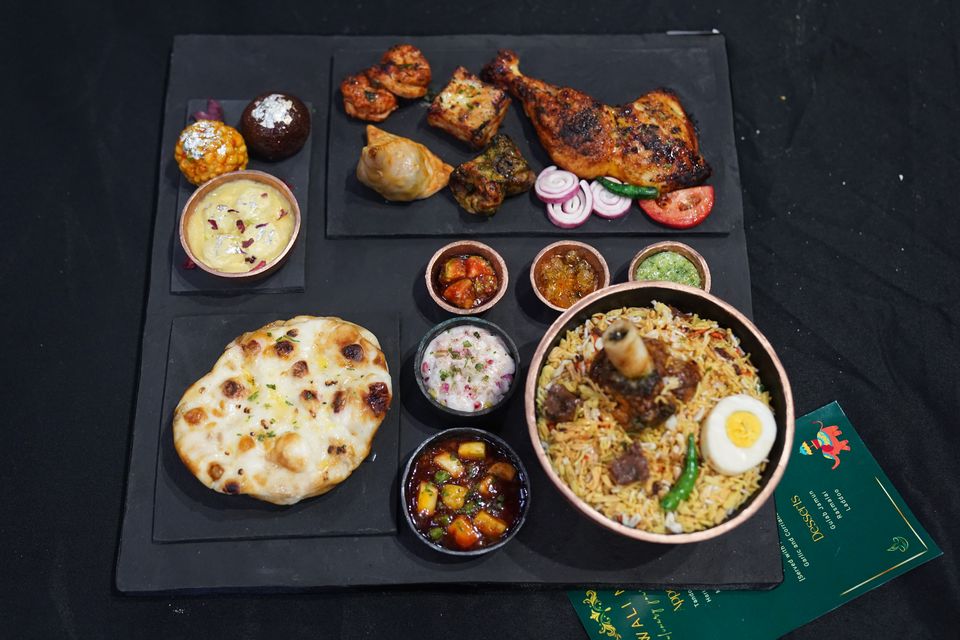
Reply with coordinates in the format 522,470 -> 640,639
425,241 -> 508,315
529,240 -> 611,312
524,281 -> 794,544
628,241 -> 712,293
179,169 -> 301,280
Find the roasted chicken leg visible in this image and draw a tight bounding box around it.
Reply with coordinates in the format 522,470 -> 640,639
482,50 -> 710,192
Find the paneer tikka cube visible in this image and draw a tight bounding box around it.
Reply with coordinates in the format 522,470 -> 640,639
427,66 -> 511,149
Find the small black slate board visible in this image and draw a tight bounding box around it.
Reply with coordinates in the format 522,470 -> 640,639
152,311 -> 401,542
170,99 -> 313,295
326,42 -> 740,237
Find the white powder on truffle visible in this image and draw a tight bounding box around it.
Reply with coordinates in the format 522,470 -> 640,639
251,94 -> 294,129
180,120 -> 223,160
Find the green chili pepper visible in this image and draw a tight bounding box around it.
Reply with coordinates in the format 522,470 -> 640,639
660,434 -> 699,512
597,177 -> 659,200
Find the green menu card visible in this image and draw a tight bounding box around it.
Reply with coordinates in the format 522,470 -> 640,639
569,401 -> 941,640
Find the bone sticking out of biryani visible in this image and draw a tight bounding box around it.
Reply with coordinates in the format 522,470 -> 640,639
602,320 -> 654,379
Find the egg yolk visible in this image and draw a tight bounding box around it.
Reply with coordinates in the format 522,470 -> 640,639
725,411 -> 762,448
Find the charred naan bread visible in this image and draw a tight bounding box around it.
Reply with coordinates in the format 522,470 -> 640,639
172,316 -> 392,505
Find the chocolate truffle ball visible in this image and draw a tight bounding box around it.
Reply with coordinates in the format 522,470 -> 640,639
240,93 -> 311,161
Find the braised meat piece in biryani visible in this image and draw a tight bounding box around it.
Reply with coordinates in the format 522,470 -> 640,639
482,49 -> 710,193
427,66 -> 511,149
589,319 -> 701,430
542,384 -> 580,423
608,442 -> 650,485
449,134 -> 535,215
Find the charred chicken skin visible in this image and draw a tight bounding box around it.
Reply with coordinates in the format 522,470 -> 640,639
481,50 -> 711,192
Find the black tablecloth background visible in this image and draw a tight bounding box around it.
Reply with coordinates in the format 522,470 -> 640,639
3,1 -> 957,638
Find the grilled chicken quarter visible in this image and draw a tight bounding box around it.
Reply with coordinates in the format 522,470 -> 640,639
482,49 -> 711,192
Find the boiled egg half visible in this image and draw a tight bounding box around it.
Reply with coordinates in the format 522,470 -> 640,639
701,394 -> 777,476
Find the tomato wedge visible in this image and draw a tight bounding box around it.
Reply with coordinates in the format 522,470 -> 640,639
639,186 -> 715,229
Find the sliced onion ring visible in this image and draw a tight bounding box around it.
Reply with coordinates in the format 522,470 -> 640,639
535,165 -> 580,203
546,180 -> 594,228
590,177 -> 632,219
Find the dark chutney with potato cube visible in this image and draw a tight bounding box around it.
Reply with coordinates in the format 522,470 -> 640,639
406,436 -> 525,551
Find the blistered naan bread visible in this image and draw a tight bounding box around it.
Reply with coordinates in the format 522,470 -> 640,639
356,125 -> 453,201
172,316 -> 392,505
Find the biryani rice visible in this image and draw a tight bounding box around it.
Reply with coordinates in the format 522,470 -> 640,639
535,302 -> 771,534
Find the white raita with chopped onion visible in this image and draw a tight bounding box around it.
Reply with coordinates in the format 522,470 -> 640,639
421,326 -> 515,412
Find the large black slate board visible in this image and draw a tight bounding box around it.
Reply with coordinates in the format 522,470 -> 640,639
170,99 -> 313,295
117,34 -> 782,593
326,40 -> 741,237
151,311 -> 401,543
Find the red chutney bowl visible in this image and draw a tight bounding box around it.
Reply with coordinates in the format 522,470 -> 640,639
425,240 -> 509,315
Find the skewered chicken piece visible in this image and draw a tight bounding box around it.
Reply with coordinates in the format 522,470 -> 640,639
482,49 -> 711,192
365,44 -> 432,99
340,73 -> 398,122
341,45 -> 432,121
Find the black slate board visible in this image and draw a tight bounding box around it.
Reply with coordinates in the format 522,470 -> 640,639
151,311 -> 401,543
326,41 -> 741,237
117,34 -> 782,593
170,99 -> 313,295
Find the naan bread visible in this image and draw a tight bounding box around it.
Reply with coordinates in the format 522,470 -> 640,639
172,316 -> 392,505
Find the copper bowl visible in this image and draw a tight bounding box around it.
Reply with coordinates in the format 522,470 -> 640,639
524,281 -> 794,544
425,241 -> 508,315
530,240 -> 611,312
628,241 -> 712,293
179,170 -> 301,279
